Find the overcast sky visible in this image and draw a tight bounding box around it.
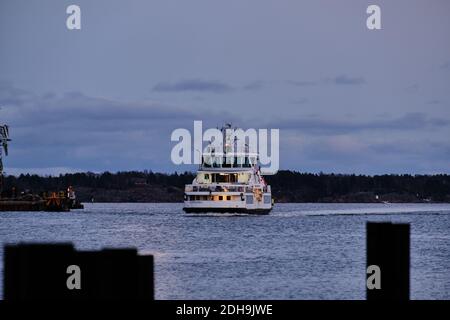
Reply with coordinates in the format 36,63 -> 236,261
1,0 -> 449,175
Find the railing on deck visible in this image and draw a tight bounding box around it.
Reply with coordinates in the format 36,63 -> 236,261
185,184 -> 270,193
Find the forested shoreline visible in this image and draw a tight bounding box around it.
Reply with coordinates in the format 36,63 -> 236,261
2,170 -> 450,203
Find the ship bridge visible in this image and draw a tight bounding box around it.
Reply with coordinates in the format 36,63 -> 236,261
200,152 -> 259,170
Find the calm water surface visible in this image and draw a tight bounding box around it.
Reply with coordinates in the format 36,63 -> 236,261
0,203 -> 449,299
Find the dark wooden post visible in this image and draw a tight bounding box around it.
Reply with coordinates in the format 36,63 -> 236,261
366,222 -> 410,300
4,243 -> 154,300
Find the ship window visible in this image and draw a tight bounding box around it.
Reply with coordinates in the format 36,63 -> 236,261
219,196 -> 223,200
264,195 -> 271,204
226,196 -> 231,200
223,156 -> 232,168
243,157 -> 251,167
212,156 -> 222,168
203,155 -> 212,167
212,173 -> 237,183
204,174 -> 210,180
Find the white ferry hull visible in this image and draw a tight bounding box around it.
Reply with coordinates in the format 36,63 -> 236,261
183,194 -> 272,214
183,207 -> 271,214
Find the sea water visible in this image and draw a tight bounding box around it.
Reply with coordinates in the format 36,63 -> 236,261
0,203 -> 449,299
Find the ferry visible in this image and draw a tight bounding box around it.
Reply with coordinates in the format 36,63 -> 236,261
183,124 -> 273,214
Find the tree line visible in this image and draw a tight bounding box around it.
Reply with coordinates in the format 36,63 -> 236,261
2,170 -> 450,202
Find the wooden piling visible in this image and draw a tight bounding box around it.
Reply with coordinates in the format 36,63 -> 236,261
3,243 -> 154,300
366,222 -> 410,300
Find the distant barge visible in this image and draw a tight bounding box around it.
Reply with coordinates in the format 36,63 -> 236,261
0,200 -> 48,211
0,189 -> 84,212
0,199 -> 84,212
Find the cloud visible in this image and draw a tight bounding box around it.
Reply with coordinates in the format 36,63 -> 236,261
242,81 -> 264,91
290,98 -> 309,104
328,75 -> 365,85
280,130 -> 450,175
152,79 -> 233,93
6,167 -> 85,176
440,61 -> 450,70
0,80 -> 36,106
286,80 -> 316,87
2,82 -> 450,175
405,84 -> 419,93
0,82 -> 249,173
287,75 -> 365,87
270,112 -> 449,135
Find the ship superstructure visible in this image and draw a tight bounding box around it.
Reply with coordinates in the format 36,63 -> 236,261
183,124 -> 273,214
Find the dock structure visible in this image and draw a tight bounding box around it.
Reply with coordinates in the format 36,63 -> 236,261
366,222 -> 410,300
0,124 -> 84,212
0,200 -> 47,211
3,243 -> 154,300
0,191 -> 84,211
